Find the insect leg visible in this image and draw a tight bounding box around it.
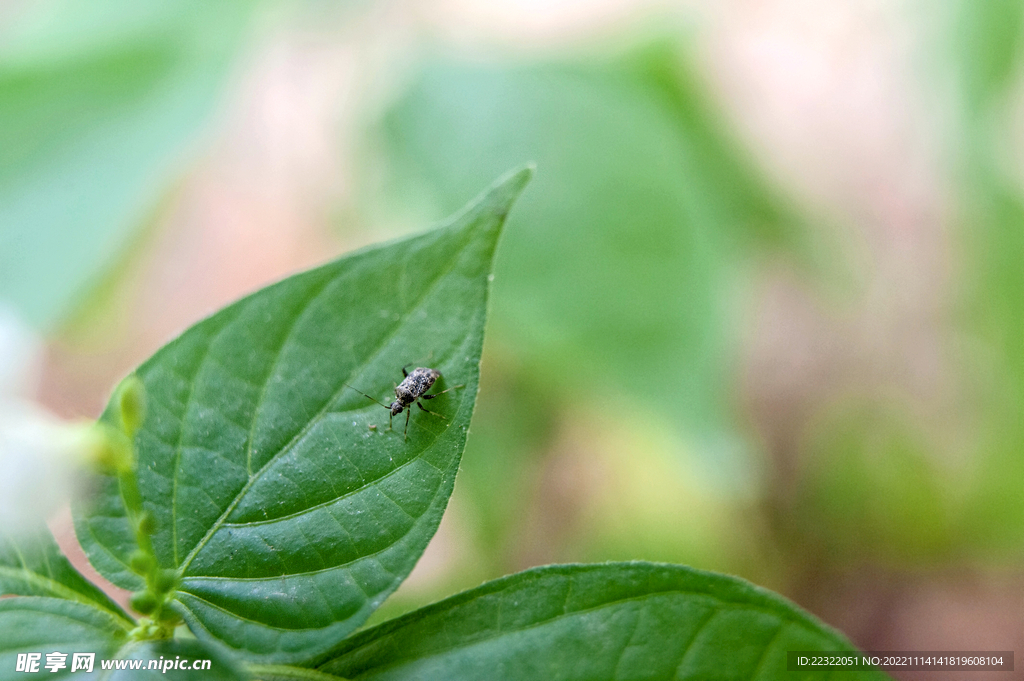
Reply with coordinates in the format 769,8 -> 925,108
402,363 -> 413,378
416,401 -> 446,420
404,409 -> 411,440
421,384 -> 464,399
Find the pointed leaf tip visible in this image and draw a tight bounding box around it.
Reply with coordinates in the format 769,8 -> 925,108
447,164 -> 534,235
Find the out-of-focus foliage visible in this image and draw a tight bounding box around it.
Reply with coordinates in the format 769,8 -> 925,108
0,0 -> 259,329
953,0 -> 1024,115
792,402 -> 952,562
371,44 -> 805,444
771,0 -> 1024,566
949,0 -> 1024,555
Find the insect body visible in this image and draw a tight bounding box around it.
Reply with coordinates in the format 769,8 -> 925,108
391,366 -> 439,416
346,365 -> 462,440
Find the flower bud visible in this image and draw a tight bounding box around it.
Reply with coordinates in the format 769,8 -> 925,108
129,550 -> 154,575
86,424 -> 133,475
154,568 -> 178,594
130,591 -> 157,615
118,375 -> 146,437
137,511 -> 156,535
157,607 -> 182,625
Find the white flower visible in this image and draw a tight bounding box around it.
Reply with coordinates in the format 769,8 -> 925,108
0,305 -> 94,539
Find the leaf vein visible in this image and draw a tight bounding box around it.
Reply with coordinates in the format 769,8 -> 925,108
672,608 -> 719,679
748,622 -> 785,681
219,451 -> 427,528
244,275 -> 339,478
167,321 -> 236,567
181,530 -> 408,581
610,604 -> 643,681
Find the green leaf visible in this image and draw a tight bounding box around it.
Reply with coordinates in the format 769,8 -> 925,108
104,639 -> 247,680
0,526 -> 131,624
0,597 -> 129,680
0,0 -> 258,329
318,563 -> 889,681
247,664 -> 348,681
952,0 -> 1024,117
73,167 -> 533,664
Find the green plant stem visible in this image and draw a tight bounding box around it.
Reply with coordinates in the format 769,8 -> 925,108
118,431 -> 177,639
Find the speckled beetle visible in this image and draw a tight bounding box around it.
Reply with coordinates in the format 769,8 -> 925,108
345,365 -> 462,440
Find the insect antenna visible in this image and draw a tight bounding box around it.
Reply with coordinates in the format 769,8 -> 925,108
342,383 -> 389,409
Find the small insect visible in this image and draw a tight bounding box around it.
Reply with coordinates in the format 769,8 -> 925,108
345,365 -> 462,440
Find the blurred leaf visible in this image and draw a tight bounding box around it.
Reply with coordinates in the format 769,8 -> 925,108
73,169 -> 530,664
0,525 -> 131,623
0,597 -> 129,677
948,0 -> 1024,551
955,185 -> 1024,553
615,41 -> 803,250
953,0 -> 1024,117
453,357 -> 558,566
465,386 -> 744,576
371,45 -> 805,447
962,187 -> 1024,398
794,403 -> 952,562
318,563 -> 888,680
0,0 -> 259,329
565,424 -> 745,570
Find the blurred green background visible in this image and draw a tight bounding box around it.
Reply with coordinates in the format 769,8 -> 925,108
3,0 -> 1023,668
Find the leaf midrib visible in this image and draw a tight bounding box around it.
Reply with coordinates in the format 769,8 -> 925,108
175,222 -> 479,576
